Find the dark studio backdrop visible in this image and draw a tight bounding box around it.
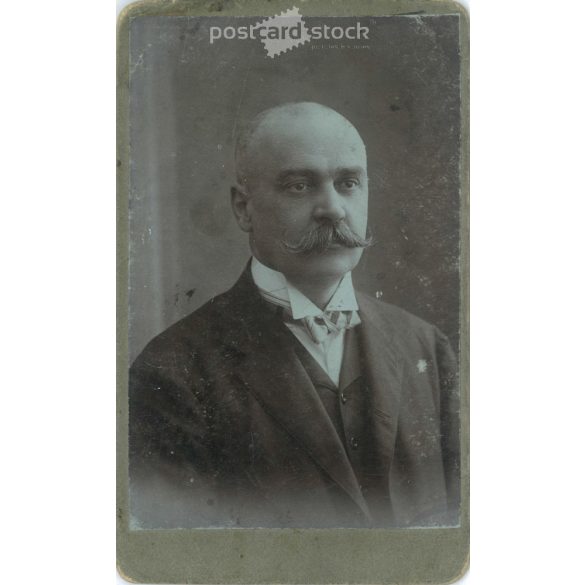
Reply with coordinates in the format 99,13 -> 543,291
128,14 -> 461,364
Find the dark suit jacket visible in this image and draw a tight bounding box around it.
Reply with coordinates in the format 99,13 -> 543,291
129,264 -> 460,529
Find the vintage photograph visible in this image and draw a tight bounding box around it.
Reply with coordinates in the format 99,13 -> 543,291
125,9 -> 463,532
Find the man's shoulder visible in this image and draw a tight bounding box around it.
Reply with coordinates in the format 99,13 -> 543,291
356,291 -> 433,328
131,287 -> 239,369
356,291 -> 448,345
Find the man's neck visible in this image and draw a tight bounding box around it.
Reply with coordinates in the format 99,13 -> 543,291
285,276 -> 342,311
251,257 -> 355,313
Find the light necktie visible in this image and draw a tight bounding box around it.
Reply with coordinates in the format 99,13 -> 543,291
299,310 -> 359,344
272,304 -> 360,344
256,283 -> 361,344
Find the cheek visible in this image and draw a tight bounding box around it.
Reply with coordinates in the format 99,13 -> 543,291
250,190 -> 315,233
250,196 -> 278,228
348,196 -> 369,226
251,205 -> 293,242
270,203 -> 312,232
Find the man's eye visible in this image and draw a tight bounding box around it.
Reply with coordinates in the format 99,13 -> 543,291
286,182 -> 309,193
338,179 -> 360,190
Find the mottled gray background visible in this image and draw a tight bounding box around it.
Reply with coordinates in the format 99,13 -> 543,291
128,14 -> 461,363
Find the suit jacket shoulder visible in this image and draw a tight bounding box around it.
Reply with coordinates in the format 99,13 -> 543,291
356,291 -> 456,385
358,292 -> 450,344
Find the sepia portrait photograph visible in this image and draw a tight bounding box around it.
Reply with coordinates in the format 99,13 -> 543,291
118,0 -> 468,581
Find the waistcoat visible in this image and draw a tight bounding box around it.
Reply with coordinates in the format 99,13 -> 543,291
290,326 -> 393,525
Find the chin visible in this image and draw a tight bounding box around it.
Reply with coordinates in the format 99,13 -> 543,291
302,248 -> 363,281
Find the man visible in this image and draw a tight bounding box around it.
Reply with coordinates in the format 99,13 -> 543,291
129,102 -> 460,529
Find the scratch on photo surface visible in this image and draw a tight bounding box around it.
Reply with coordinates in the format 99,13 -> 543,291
130,53 -> 144,76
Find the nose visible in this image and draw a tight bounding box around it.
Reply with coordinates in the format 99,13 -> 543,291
313,183 -> 346,223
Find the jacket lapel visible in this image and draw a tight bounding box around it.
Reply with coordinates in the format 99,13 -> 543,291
220,267 -> 371,522
357,293 -> 405,477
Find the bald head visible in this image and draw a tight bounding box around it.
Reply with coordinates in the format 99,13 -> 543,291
235,102 -> 366,187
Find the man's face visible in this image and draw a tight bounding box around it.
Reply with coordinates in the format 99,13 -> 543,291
240,111 -> 369,284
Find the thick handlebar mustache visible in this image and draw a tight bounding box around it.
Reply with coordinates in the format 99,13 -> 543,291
281,222 -> 373,255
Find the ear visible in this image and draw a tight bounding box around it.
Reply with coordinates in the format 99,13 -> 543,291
230,184 -> 253,233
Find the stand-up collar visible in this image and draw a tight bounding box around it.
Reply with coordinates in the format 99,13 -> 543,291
251,257 -> 359,319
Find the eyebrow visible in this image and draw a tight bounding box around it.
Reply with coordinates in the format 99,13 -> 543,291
275,169 -> 319,184
334,166 -> 366,176
275,166 -> 366,183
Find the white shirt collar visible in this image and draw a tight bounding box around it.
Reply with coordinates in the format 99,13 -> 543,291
251,257 -> 359,319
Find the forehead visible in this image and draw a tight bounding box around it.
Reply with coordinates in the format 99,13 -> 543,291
247,113 -> 367,178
